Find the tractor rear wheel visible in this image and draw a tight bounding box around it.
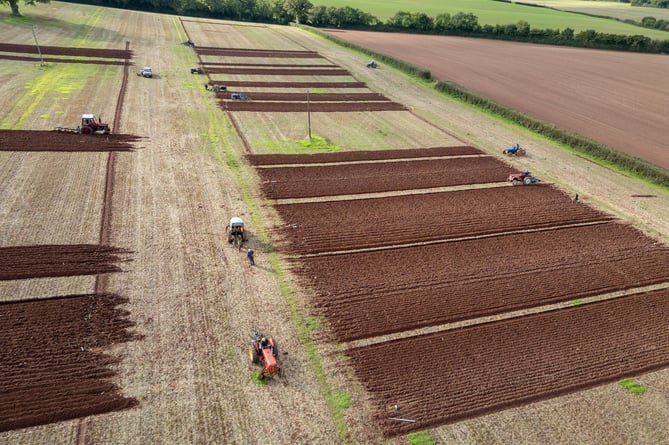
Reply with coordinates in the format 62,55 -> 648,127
250,345 -> 260,364
523,177 -> 532,185
512,179 -> 520,186
80,126 -> 92,135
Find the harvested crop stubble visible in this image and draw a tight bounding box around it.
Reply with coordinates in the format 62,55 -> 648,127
257,157 -> 513,198
294,222 -> 669,342
0,43 -> 133,59
348,288 -> 669,436
274,185 -> 614,254
195,47 -> 322,58
0,293 -> 139,432
0,245 -> 132,280
247,146 -> 483,165
0,130 -> 141,151
224,101 -> 406,112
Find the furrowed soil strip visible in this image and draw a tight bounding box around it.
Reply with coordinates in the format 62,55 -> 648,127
293,221 -> 669,342
216,81 -> 366,88
0,130 -> 140,152
218,92 -> 391,102
247,146 -> 484,165
346,288 -> 669,437
207,67 -> 350,75
257,154 -> 488,169
0,55 -> 132,65
256,157 -> 516,199
347,281 -> 669,349
0,293 -> 140,433
0,43 -> 133,59
203,62 -> 338,67
273,185 -> 614,255
0,245 -> 131,280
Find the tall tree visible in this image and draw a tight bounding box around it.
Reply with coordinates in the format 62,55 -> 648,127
2,0 -> 50,16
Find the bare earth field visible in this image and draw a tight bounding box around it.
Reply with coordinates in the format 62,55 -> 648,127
325,29 -> 669,169
2,3 -> 669,445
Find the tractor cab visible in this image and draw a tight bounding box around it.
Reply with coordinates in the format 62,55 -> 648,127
80,114 -> 110,134
227,217 -> 249,244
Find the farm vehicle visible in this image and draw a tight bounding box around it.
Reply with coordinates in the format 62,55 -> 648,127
367,60 -> 378,68
190,67 -> 204,74
226,217 -> 248,251
250,329 -> 281,380
503,144 -> 526,157
508,171 -> 540,186
138,67 -> 153,78
55,114 -> 111,135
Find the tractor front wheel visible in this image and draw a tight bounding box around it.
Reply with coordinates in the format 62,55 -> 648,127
512,179 -> 520,186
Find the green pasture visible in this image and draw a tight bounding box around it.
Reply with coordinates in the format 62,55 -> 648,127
531,0 -> 669,23
315,0 -> 669,39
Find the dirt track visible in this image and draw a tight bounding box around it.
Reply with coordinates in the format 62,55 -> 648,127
325,29 -> 669,169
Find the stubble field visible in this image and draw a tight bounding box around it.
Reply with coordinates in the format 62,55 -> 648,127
2,2 -> 669,445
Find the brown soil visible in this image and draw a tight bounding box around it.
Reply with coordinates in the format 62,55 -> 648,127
0,245 -> 131,280
223,101 -> 406,112
0,130 -> 141,152
247,146 -> 483,165
0,43 -> 133,59
347,288 -> 669,436
0,54 -> 132,65
218,92 -> 390,102
203,62 -> 337,67
273,184 -> 614,254
215,81 -> 367,88
206,67 -> 350,75
324,30 -> 669,169
0,293 -> 140,432
256,156 -> 515,198
291,221 -> 669,342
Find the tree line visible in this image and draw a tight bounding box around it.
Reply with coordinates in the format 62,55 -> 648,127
40,0 -> 669,53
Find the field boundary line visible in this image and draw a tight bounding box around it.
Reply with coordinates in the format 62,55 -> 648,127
345,281 -> 669,350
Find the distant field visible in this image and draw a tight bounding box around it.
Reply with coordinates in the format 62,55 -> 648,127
530,0 -> 669,22
315,0 -> 669,38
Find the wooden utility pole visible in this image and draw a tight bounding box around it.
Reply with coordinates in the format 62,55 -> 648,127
32,26 -> 45,66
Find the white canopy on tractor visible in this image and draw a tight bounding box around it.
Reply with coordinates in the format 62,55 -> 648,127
82,113 -> 95,119
229,217 -> 244,227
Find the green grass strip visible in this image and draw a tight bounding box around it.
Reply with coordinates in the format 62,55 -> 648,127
408,430 -> 436,445
619,378 -> 646,395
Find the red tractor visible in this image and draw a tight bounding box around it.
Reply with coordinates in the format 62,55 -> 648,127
249,330 -> 280,380
55,114 -> 111,135
508,171 -> 540,186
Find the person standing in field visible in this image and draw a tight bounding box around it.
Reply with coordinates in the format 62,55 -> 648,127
247,248 -> 255,266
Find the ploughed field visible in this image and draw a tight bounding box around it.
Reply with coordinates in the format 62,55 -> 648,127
253,148 -> 669,436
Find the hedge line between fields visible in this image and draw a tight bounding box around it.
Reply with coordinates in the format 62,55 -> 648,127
300,25 -> 669,188
301,25 -> 432,79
